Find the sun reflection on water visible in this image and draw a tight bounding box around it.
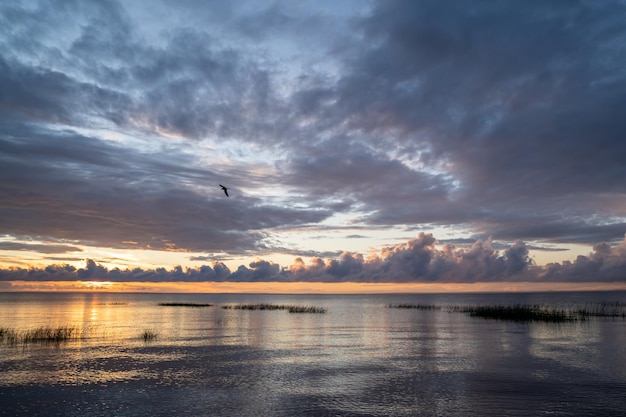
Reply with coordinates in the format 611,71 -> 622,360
1,292 -> 625,416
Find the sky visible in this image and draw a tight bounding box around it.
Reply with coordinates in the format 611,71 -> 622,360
1,0 -> 626,292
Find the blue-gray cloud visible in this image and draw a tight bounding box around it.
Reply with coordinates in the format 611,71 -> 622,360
0,241 -> 81,254
1,0 -> 625,282
0,124 -> 331,253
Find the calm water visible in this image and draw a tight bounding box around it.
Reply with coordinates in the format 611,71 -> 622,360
1,291 -> 625,416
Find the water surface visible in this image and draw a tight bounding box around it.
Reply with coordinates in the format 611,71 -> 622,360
1,291 -> 625,416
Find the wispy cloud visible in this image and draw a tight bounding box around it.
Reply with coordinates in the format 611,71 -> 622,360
0,241 -> 81,254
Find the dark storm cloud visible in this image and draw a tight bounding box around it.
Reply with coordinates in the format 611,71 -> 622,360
281,139 -> 467,227
231,0 -> 626,246
0,1 -> 136,126
285,140 -> 449,200
480,217 -> 626,245
0,123 -> 331,253
0,55 -> 132,125
0,241 -> 81,254
127,31 -> 276,141
2,234 -> 625,283
322,0 -> 626,241
0,1 -> 282,143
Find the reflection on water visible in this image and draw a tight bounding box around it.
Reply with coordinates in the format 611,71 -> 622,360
1,292 -> 626,416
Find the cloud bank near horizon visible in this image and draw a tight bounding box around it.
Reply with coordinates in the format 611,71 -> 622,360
2,234 -> 625,283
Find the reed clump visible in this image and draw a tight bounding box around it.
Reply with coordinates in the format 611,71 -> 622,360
23,325 -> 80,343
0,327 -> 19,344
222,304 -> 326,313
454,304 -> 577,322
142,329 -> 158,342
158,302 -> 213,307
288,305 -> 327,314
222,303 -> 279,311
575,305 -> 626,319
388,304 -> 441,310
0,325 -> 81,345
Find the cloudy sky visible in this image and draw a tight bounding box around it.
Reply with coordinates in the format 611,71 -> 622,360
1,0 -> 626,289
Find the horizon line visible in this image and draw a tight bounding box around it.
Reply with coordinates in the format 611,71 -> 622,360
2,280 -> 626,294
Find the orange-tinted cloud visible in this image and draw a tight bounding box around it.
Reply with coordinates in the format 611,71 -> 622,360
2,234 -> 626,284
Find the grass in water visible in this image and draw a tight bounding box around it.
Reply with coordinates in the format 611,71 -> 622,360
388,302 -> 626,322
158,303 -> 212,307
288,306 -> 327,314
457,302 -> 626,322
0,325 -> 81,345
142,330 -> 158,342
575,305 -> 626,318
24,326 -> 80,343
0,327 -> 19,344
388,304 -> 441,310
222,304 -> 326,313
222,303 -> 286,311
454,305 -> 577,322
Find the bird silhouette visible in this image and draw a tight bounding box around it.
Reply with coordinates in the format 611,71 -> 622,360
219,184 -> 229,197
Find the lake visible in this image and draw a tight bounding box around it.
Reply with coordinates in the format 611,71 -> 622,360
1,291 -> 625,416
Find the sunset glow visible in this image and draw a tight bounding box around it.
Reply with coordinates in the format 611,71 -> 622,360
4,280 -> 626,294
80,281 -> 115,291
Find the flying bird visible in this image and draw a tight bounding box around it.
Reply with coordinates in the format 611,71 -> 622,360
219,184 -> 229,197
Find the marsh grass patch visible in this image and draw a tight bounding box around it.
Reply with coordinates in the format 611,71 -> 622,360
222,304 -> 326,313
287,305 -> 327,314
0,327 -> 19,344
388,304 -> 441,310
142,329 -> 158,342
388,302 -> 626,322
0,325 -> 81,345
158,303 -> 212,307
457,302 -> 626,322
453,304 -> 577,322
575,303 -> 626,319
